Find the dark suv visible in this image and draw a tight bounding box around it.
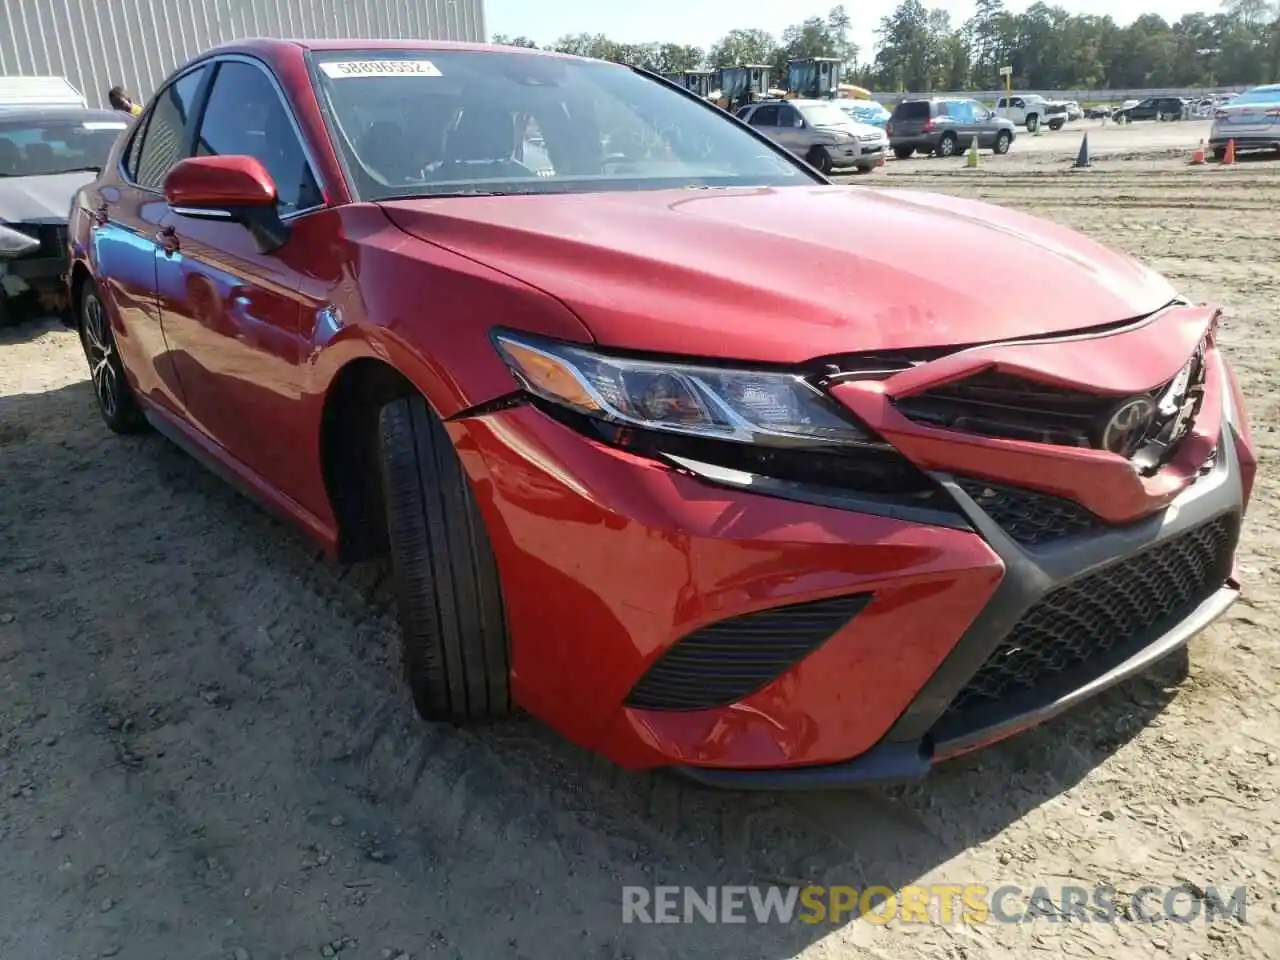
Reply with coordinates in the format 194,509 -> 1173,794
887,98 -> 1017,159
1113,96 -> 1187,122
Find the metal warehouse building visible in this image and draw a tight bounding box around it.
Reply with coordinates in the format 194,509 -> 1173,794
0,0 -> 487,108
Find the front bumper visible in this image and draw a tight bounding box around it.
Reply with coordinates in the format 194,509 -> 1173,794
451,314 -> 1254,787
825,140 -> 885,168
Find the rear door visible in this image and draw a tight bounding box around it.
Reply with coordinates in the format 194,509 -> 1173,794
88,63 -> 211,414
154,56 -> 329,500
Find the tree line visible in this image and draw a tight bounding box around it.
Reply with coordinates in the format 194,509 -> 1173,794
492,0 -> 1280,92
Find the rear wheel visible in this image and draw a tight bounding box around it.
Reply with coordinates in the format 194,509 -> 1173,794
805,146 -> 833,175
992,131 -> 1012,155
78,281 -> 146,434
893,145 -> 914,160
936,133 -> 958,158
377,393 -> 512,723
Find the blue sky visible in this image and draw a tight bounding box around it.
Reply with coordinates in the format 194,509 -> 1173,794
485,0 -> 1222,63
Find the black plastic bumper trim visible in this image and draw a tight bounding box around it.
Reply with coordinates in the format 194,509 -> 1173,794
660,453 -> 973,531
669,416 -> 1245,791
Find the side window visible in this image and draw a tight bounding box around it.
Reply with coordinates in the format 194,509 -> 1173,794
936,101 -> 951,117
134,66 -> 208,189
193,60 -> 322,216
1011,97 -> 1024,108
777,105 -> 802,127
749,105 -> 780,127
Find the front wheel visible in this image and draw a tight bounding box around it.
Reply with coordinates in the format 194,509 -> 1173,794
1049,118 -> 1065,131
805,146 -> 833,175
1026,114 -> 1040,133
377,393 -> 512,723
992,131 -> 1012,155
936,133 -> 957,158
78,281 -> 146,434
893,145 -> 915,160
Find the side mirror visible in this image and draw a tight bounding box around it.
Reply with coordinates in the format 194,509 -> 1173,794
793,116 -> 805,128
163,155 -> 288,254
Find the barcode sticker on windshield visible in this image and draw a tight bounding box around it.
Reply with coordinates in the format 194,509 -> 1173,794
320,60 -> 441,79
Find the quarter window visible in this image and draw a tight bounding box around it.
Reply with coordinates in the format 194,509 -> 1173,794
193,60 -> 322,215
133,66 -> 208,188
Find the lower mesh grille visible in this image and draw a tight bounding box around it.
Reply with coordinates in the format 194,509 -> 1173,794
939,513 -> 1234,720
624,594 -> 872,711
956,478 -> 1100,546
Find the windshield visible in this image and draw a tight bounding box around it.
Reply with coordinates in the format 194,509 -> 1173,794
797,103 -> 853,127
310,50 -> 810,200
0,118 -> 125,176
1232,86 -> 1280,106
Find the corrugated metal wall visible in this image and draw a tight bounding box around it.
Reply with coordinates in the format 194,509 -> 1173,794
0,0 -> 487,108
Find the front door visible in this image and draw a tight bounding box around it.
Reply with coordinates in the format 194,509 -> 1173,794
91,64 -> 210,414
154,57 -> 328,500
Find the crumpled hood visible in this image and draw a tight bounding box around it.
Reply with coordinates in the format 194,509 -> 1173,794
0,171 -> 95,222
381,184 -> 1180,363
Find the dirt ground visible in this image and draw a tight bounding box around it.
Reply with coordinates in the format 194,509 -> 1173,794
1,142 -> 1278,960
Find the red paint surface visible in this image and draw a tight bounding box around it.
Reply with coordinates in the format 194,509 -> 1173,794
67,37 -> 1256,773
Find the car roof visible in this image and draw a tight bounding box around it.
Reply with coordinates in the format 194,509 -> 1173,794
0,105 -> 124,124
205,37 -> 587,62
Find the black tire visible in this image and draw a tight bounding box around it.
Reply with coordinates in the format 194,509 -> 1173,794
1049,118 -> 1065,131
78,281 -> 146,434
854,162 -> 876,174
805,145 -> 833,175
992,130 -> 1012,155
936,133 -> 957,158
0,294 -> 12,328
1213,147 -> 1226,161
377,393 -> 511,723
893,145 -> 914,160
1026,114 -> 1040,133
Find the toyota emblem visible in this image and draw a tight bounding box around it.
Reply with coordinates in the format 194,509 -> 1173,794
1101,396 -> 1157,456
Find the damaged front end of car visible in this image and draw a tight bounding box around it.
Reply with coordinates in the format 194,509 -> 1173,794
0,220 -> 72,326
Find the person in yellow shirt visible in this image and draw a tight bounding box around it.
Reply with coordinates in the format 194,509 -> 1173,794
107,86 -> 142,116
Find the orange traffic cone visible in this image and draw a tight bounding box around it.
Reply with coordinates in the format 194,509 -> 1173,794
1222,139 -> 1236,165
1190,140 -> 1205,165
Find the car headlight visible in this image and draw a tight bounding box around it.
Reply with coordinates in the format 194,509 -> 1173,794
0,224 -> 40,261
493,332 -> 872,448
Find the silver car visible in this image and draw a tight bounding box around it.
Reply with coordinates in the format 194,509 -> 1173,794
1211,83 -> 1280,159
736,98 -> 888,174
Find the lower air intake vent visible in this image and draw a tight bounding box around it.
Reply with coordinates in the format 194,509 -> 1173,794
938,513 -> 1234,722
624,594 -> 873,711
955,478 -> 1101,546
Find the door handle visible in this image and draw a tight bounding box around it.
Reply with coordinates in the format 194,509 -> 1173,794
156,226 -> 179,256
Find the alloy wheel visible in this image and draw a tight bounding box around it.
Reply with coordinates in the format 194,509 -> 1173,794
81,294 -> 118,420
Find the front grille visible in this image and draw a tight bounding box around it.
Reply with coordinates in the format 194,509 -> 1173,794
955,477 -> 1100,545
624,594 -> 872,711
939,513 -> 1234,720
895,343 -> 1207,471
895,371 -> 1126,448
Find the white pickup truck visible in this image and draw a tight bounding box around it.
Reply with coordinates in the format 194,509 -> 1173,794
995,94 -> 1068,133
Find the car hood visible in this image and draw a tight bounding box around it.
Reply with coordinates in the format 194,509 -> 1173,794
819,119 -> 885,138
381,185 -> 1179,362
0,170 -> 96,222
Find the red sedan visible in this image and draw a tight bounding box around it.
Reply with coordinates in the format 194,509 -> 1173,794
67,39 -> 1256,789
